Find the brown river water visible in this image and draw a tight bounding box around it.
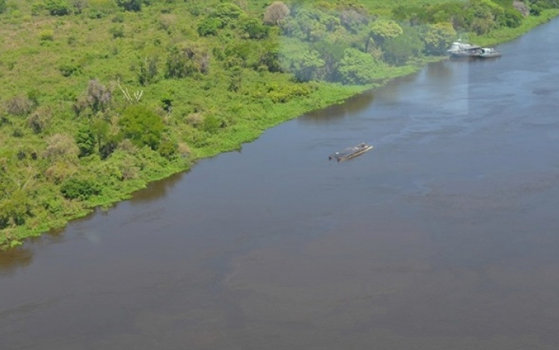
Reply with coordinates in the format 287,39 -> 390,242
2,19 -> 559,350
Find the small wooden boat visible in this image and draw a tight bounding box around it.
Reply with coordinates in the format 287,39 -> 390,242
329,143 -> 373,162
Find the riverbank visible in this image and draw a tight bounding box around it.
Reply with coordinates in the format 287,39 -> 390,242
471,9 -> 559,46
1,5 -> 558,250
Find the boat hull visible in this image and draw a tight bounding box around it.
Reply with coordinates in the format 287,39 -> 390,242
329,145 -> 373,162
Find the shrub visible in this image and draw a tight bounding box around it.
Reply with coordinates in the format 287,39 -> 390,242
99,137 -> 119,159
158,13 -> 176,32
166,46 -> 197,78
12,128 -> 24,137
530,3 -> 542,15
241,18 -> 269,39
17,150 -> 27,161
138,56 -> 158,86
45,161 -> 76,184
45,0 -> 71,16
500,7 -> 523,28
60,177 -> 101,200
197,17 -> 223,36
5,96 -> 34,116
119,104 -> 163,149
186,112 -> 203,127
212,2 -> 243,23
529,0 -> 559,15
339,8 -> 369,32
369,20 -> 403,47
158,138 -> 178,159
119,159 -> 139,180
202,115 -> 224,133
116,0 -> 146,12
281,48 -> 325,82
39,30 -> 54,41
59,63 -> 81,77
423,22 -> 456,55
44,133 -> 80,160
264,1 -> 290,25
76,126 -> 96,157
109,25 -> 125,38
117,139 -> 137,153
165,45 -> 209,78
86,79 -> 112,112
464,0 -> 500,35
27,108 -> 51,134
177,142 -> 191,158
266,83 -> 314,103
0,190 -> 31,228
259,45 -> 282,72
31,2 -> 45,16
338,48 -> 382,85
0,0 -> 6,14
112,13 -> 124,22
72,0 -> 88,14
383,27 -> 425,65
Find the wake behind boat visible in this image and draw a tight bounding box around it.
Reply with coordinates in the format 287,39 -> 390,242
329,143 -> 373,162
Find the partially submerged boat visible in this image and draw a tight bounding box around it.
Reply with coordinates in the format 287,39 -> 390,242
329,143 -> 373,162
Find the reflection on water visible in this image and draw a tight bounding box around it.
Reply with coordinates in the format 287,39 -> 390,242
300,90 -> 375,124
0,248 -> 33,275
129,171 -> 186,204
2,18 -> 559,350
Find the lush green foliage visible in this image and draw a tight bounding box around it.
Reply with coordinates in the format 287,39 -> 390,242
119,105 -> 164,150
1,0 -> 558,249
116,0 -> 148,12
338,48 -> 384,84
61,177 -> 102,200
45,0 -> 71,16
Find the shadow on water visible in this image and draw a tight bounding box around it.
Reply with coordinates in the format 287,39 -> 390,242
299,89 -> 375,124
299,71 -> 423,125
0,171 -> 187,271
0,248 -> 33,275
129,171 -> 186,204
425,60 -> 453,80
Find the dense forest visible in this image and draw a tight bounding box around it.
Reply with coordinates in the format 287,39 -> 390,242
1,0 -> 558,249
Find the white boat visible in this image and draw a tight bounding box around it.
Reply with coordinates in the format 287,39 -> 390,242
447,41 -> 482,57
478,47 -> 502,58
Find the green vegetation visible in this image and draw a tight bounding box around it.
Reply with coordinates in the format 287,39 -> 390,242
1,0 -> 558,249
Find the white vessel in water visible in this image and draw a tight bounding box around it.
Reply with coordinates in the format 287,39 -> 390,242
447,41 -> 482,57
478,47 -> 502,58
447,41 -> 501,58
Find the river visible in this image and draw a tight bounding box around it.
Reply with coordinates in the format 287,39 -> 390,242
2,18 -> 559,350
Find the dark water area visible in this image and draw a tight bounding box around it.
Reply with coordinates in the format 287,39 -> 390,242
2,19 -> 559,349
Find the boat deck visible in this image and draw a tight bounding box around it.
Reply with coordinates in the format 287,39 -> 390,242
329,143 -> 373,162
